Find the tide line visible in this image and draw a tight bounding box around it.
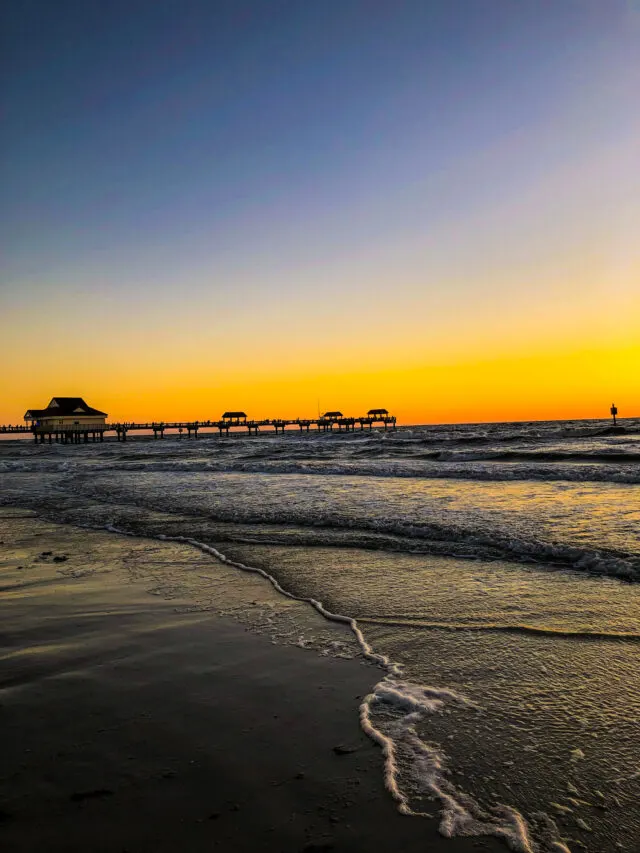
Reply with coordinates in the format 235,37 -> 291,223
100,522 -> 550,853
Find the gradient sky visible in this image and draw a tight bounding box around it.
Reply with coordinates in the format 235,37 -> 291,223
1,0 -> 639,424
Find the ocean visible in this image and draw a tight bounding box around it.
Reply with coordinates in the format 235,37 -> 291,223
1,418 -> 639,853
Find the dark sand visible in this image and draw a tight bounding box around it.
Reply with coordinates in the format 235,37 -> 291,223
0,510 -> 503,852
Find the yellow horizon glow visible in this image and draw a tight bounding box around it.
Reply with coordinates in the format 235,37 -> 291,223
2,210 -> 638,427
2,340 -> 637,426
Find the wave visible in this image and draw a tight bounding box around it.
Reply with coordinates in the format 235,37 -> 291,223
358,617 -> 640,641
83,484 -> 640,581
433,450 -> 640,463
4,483 -> 637,581
3,456 -> 638,484
383,421 -> 638,446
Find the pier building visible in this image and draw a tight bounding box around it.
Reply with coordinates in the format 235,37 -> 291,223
24,397 -> 108,443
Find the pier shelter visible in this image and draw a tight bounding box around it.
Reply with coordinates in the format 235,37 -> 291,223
221,411 -> 247,425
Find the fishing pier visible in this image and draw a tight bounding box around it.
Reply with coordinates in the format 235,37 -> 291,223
1,406 -> 396,444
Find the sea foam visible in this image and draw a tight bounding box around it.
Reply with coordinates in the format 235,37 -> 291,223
102,524 -> 570,853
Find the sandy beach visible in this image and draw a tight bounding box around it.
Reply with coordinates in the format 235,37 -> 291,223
0,509 -> 503,853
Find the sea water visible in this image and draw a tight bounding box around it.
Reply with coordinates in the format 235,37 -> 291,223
1,418 -> 639,852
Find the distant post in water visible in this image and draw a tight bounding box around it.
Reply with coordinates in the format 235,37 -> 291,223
610,403 -> 618,426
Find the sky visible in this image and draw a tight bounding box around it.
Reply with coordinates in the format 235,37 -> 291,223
1,0 -> 639,425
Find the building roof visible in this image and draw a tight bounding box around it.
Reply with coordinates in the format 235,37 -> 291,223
24,397 -> 108,419
222,411 -> 247,419
323,411 -> 343,417
367,408 -> 389,415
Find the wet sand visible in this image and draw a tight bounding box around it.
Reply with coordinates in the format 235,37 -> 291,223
0,510 -> 503,853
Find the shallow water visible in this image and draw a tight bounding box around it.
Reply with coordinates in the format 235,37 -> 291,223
1,419 -> 639,852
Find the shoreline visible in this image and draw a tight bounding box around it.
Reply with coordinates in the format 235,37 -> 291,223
0,509 -> 504,853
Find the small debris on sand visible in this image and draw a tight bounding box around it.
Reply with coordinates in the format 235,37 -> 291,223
332,744 -> 358,756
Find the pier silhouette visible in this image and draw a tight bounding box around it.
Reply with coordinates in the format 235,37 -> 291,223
0,408 -> 397,444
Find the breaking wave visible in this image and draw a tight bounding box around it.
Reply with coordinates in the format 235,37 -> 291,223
2,456 -> 639,485
1,481 -> 638,581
